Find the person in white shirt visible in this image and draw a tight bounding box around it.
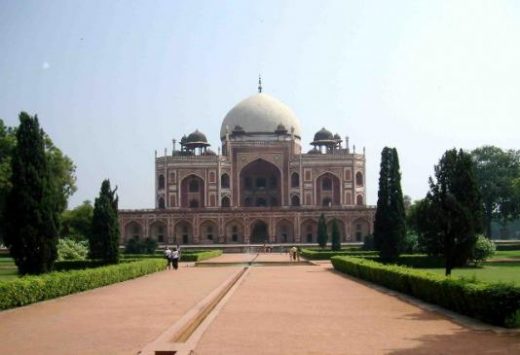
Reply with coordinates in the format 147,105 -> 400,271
164,247 -> 172,269
171,247 -> 180,270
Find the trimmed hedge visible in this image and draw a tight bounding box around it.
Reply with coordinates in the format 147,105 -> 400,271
122,250 -> 223,262
300,248 -> 378,260
181,250 -> 222,262
331,256 -> 520,328
0,258 -> 165,310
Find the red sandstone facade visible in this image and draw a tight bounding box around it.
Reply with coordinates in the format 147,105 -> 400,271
119,89 -> 375,245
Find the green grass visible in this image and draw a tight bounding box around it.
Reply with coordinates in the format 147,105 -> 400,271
422,262 -> 520,284
491,250 -> 520,260
0,258 -> 19,281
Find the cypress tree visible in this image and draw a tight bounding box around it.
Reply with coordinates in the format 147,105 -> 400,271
317,213 -> 328,248
4,113 -> 58,274
374,147 -> 406,262
331,218 -> 341,251
90,179 -> 120,264
418,149 -> 483,275
374,148 -> 391,252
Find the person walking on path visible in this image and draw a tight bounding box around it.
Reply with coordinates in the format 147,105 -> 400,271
171,247 -> 180,270
164,247 -> 172,270
290,246 -> 297,262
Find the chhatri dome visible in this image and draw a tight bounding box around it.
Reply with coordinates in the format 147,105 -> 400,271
220,78 -> 302,140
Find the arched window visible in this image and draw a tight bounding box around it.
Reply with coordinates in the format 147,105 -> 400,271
221,174 -> 230,188
291,195 -> 300,206
189,179 -> 199,192
291,173 -> 299,188
158,175 -> 165,189
322,177 -> 332,191
158,197 -> 165,209
356,194 -> 363,206
256,198 -> 267,207
245,197 -> 252,207
189,199 -> 199,208
356,172 -> 364,187
221,196 -> 230,207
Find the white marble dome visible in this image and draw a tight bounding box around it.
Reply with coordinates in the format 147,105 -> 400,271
220,93 -> 302,140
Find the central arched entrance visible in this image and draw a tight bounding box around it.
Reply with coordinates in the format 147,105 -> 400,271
240,159 -> 281,207
251,221 -> 268,243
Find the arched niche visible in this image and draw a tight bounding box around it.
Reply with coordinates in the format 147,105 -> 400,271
175,220 -> 193,244
149,221 -> 166,243
316,173 -> 340,206
240,159 -> 281,207
181,174 -> 205,208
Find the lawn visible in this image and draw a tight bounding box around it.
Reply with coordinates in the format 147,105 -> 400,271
0,257 -> 18,281
422,261 -> 520,284
491,249 -> 520,260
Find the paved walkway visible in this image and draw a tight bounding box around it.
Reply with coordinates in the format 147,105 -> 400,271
0,255 -> 519,354
195,263 -> 520,354
0,264 -> 238,354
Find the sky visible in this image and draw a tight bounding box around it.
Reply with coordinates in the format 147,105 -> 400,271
1,0 -> 519,209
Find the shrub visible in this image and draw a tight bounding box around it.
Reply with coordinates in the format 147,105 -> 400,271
124,237 -> 157,254
0,258 -> 164,310
331,256 -> 520,328
471,235 -> 496,266
401,232 -> 419,254
180,250 -> 222,262
300,248 -> 378,260
57,238 -> 89,261
362,235 -> 375,251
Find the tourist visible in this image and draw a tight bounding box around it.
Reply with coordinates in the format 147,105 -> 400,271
290,246 -> 297,261
171,247 -> 180,270
296,247 -> 301,262
164,247 -> 172,270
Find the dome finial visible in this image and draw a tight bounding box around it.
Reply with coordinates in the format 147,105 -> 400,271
258,74 -> 262,93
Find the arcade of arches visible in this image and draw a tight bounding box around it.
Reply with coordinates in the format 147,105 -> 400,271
121,217 -> 371,244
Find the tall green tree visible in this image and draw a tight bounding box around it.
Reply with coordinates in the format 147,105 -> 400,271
90,180 -> 120,263
0,118 -> 76,244
471,146 -> 520,237
331,218 -> 341,251
317,213 -> 328,248
3,113 -> 58,274
417,149 -> 483,276
374,147 -> 406,262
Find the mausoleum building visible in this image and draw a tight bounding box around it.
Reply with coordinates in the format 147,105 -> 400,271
119,83 -> 375,245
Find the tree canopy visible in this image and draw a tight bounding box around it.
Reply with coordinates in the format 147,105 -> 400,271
331,218 -> 341,251
90,179 -> 120,264
471,146 -> 520,237
417,149 -> 483,275
374,147 -> 406,262
0,119 -> 16,244
60,200 -> 94,240
0,117 -> 76,244
317,213 -> 328,248
3,113 -> 59,274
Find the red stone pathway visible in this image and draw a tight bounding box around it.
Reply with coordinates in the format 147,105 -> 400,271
0,256 -> 518,354
0,265 -> 237,354
194,263 -> 520,354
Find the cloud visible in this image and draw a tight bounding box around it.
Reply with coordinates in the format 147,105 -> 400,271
42,62 -> 50,70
